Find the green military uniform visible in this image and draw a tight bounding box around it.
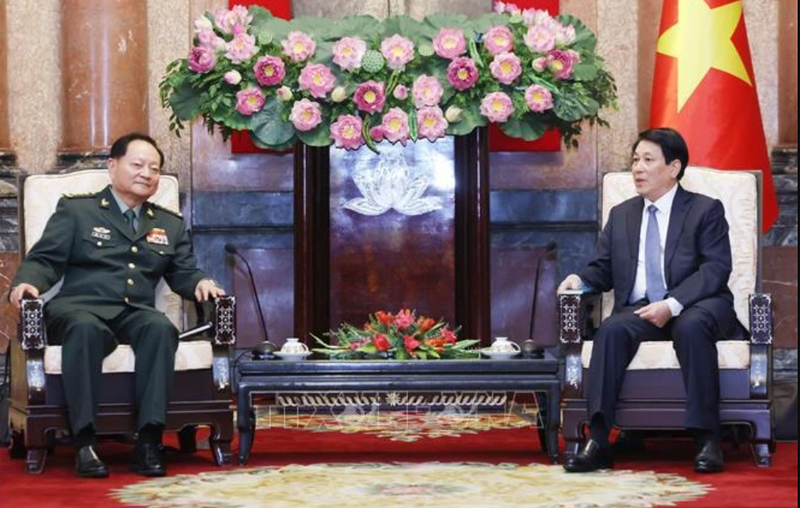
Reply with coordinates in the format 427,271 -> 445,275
13,184 -> 208,436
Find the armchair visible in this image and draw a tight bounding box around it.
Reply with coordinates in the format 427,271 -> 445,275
559,167 -> 774,467
7,169 -> 237,473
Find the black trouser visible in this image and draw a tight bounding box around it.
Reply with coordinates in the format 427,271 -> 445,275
586,305 -> 722,434
46,307 -> 179,436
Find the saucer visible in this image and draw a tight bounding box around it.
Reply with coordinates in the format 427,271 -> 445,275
479,348 -> 520,360
273,351 -> 312,361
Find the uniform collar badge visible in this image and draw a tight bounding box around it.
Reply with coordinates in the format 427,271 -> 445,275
100,198 -> 110,208
146,207 -> 155,218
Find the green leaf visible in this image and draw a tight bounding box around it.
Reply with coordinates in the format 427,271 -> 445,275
168,81 -> 201,120
382,15 -> 435,42
467,13 -> 508,34
571,63 -> 598,81
332,15 -> 382,41
557,14 -> 596,52
250,99 -> 296,147
250,8 -> 291,41
499,115 -> 547,141
424,13 -> 472,35
296,122 -> 332,147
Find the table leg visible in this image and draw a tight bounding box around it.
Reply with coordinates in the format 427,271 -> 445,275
237,385 -> 255,465
547,383 -> 560,464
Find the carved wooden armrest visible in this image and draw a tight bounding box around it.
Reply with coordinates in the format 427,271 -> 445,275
558,290 -> 599,398
210,295 -> 236,394
748,293 -> 773,399
18,298 -> 46,351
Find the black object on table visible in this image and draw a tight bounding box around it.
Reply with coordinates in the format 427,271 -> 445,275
236,354 -> 561,465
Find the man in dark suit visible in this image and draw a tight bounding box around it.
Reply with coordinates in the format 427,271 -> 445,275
9,133 -> 225,478
559,128 -> 743,474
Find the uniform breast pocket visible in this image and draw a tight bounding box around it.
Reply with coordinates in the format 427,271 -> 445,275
81,232 -> 117,257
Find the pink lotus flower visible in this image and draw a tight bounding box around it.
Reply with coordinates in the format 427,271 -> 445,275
332,37 -> 367,71
532,56 -> 547,72
433,28 -> 467,59
381,34 -> 415,70
235,87 -> 265,116
253,56 -> 285,87
412,75 -> 444,108
480,92 -> 514,123
289,99 -> 323,131
547,49 -> 577,79
525,84 -> 553,112
281,31 -> 316,62
556,25 -> 577,46
447,57 -> 479,91
494,2 -> 521,15
522,8 -> 552,27
524,24 -> 556,54
330,114 -> 365,150
369,126 -> 385,142
193,15 -> 213,33
224,70 -> 242,85
225,33 -> 257,64
196,29 -> 226,51
393,85 -> 409,101
188,46 -> 216,74
489,52 -> 522,85
417,107 -> 448,142
381,107 -> 410,145
353,81 -> 386,114
298,63 -> 336,98
484,26 -> 514,55
276,86 -> 293,102
214,6 -> 252,35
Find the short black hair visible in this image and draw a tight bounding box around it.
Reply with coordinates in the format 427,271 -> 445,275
109,133 -> 165,169
632,127 -> 689,180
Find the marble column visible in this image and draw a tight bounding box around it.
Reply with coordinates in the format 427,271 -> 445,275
58,0 -> 148,167
0,0 -> 16,174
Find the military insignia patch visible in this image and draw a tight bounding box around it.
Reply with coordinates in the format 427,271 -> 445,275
91,226 -> 111,241
146,227 -> 169,245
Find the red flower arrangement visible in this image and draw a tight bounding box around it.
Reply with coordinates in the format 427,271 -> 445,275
313,309 -> 479,360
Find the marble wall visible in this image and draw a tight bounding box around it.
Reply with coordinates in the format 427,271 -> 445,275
0,1 -> 796,371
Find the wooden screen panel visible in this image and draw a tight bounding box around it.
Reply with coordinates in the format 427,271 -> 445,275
328,139 -> 457,329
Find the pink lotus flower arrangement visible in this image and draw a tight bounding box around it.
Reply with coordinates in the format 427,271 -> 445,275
313,309 -> 479,360
160,4 -> 616,152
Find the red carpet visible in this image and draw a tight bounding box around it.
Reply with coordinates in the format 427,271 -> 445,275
0,428 -> 796,508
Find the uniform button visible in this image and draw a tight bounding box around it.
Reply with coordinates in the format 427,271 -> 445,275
127,279 -> 134,286
131,246 -> 138,253
124,297 -> 130,304
96,241 -> 103,246
128,263 -> 136,270
159,251 -> 165,255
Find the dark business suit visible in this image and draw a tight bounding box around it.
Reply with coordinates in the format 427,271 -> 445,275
13,185 -> 208,434
579,184 -> 745,433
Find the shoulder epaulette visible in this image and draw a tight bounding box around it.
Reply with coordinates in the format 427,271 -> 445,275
150,202 -> 183,218
63,191 -> 98,199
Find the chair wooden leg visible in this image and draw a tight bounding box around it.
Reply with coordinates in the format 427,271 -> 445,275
25,448 -> 47,474
178,426 -> 198,454
752,442 -> 772,468
209,420 -> 233,466
9,430 -> 25,460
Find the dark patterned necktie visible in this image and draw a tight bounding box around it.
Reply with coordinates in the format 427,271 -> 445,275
123,209 -> 137,235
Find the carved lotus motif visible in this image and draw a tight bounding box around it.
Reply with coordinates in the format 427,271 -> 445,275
343,152 -> 442,216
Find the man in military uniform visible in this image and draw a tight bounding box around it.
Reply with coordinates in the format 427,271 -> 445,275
9,133 -> 225,478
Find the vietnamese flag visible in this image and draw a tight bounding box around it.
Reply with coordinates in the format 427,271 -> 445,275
650,0 -> 778,231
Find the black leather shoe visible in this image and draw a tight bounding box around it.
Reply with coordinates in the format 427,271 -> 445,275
130,443 -> 166,477
564,439 -> 614,473
611,430 -> 646,455
75,445 -> 109,478
694,439 -> 724,473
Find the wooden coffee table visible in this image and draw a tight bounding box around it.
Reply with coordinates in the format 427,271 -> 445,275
236,354 -> 561,464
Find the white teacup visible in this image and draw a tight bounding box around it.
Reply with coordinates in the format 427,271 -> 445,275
281,338 -> 309,354
490,337 -> 521,354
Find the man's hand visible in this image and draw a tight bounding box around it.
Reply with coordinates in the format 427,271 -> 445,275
194,279 -> 226,302
557,274 -> 583,294
634,301 -> 673,328
9,283 -> 39,310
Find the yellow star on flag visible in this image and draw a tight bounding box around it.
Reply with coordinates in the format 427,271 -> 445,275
656,0 -> 752,110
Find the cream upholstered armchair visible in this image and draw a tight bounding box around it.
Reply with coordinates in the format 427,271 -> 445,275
8,169 -> 236,473
559,167 -> 774,467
